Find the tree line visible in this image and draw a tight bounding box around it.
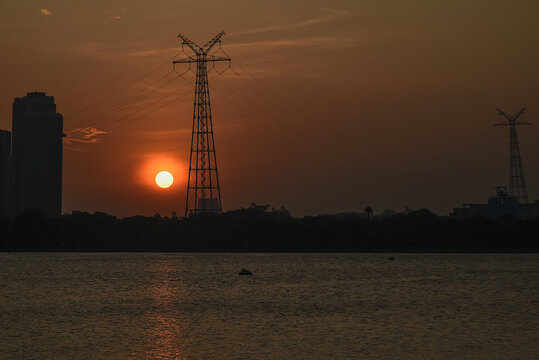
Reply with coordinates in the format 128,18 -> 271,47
1,204 -> 537,252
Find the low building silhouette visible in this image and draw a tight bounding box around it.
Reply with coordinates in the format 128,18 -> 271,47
453,187 -> 539,219
11,91 -> 64,217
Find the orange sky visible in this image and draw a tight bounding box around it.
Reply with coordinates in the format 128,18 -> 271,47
1,0 -> 538,216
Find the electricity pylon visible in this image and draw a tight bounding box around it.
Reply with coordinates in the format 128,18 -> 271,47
173,31 -> 230,216
495,107 -> 530,204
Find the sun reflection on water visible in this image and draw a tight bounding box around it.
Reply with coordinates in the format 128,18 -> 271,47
144,259 -> 187,360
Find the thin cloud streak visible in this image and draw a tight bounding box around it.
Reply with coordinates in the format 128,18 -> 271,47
88,35 -> 361,62
226,36 -> 363,50
70,42 -> 178,60
70,35 -> 360,62
231,8 -> 349,36
126,47 -> 178,57
104,11 -> 122,20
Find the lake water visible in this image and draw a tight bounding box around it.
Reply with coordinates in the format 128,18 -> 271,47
0,253 -> 537,359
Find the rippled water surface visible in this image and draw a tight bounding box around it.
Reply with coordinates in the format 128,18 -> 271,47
0,253 -> 537,359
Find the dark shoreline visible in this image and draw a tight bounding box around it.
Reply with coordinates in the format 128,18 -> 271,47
2,206 -> 538,253
2,249 -> 538,254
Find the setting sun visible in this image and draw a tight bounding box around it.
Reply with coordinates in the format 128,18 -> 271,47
137,154 -> 185,190
155,171 -> 173,188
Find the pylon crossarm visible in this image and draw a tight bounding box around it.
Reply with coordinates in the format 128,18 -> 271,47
177,33 -> 203,54
496,108 -> 513,121
206,54 -> 231,63
173,55 -> 229,65
203,31 -> 225,53
496,107 -> 526,122
512,107 -> 526,119
495,121 -> 531,127
173,56 -> 198,64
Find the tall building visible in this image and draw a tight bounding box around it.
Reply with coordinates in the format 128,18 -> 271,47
12,92 -> 64,217
0,130 -> 11,217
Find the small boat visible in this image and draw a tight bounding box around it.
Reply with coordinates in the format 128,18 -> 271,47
239,268 -> 253,275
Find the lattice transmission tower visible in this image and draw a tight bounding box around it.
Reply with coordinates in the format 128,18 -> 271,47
495,107 -> 530,204
173,31 -> 230,216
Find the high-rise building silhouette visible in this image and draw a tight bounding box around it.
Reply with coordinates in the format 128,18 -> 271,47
0,130 -> 11,217
12,91 -> 64,217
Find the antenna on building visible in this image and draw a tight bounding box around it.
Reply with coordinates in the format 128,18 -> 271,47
173,32 -> 230,216
495,107 -> 531,204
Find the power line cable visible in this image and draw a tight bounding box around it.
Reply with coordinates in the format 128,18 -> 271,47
68,70 -> 177,128
64,50 -> 183,120
75,72 -> 181,130
105,76 -> 192,131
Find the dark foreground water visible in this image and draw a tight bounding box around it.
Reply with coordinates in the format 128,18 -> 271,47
0,253 -> 537,359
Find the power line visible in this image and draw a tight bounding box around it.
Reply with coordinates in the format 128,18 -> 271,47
74,72 -> 181,130
68,70 -> 177,128
99,76 -> 189,131
212,70 -> 311,142
106,86 -> 193,132
64,50 -> 183,120
210,70 -> 362,167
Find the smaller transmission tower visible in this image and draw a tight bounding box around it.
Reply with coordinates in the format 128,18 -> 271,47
173,31 -> 230,216
495,107 -> 530,204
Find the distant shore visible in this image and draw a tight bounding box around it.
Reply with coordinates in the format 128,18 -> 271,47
2,205 -> 538,252
2,249 -> 538,253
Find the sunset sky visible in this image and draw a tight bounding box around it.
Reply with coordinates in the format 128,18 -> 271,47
1,0 -> 538,217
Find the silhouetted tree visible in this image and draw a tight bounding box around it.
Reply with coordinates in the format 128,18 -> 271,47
363,206 -> 374,220
0,205 -> 538,252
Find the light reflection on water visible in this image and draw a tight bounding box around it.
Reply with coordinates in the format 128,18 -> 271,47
144,259 -> 186,360
0,253 -> 537,359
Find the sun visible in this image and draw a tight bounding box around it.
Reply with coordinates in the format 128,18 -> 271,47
155,171 -> 174,189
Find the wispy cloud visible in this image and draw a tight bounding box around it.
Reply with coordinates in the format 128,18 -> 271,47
69,42 -> 117,60
69,30 -> 358,66
104,11 -> 122,20
231,8 -> 349,36
112,35 -> 359,62
40,8 -> 53,16
69,42 -> 179,60
64,127 -> 108,151
126,47 -> 177,57
226,36 -> 362,50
